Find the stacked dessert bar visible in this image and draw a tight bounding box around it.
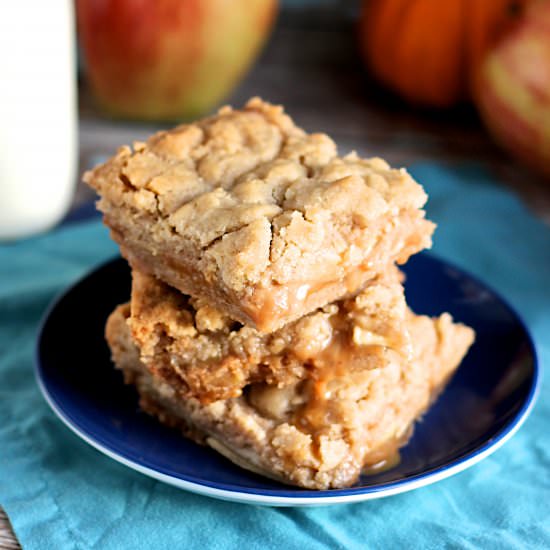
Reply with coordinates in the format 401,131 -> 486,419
86,98 -> 475,490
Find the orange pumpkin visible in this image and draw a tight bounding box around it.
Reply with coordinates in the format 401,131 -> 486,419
359,0 -> 529,107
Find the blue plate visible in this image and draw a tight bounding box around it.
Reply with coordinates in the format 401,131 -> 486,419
35,254 -> 539,506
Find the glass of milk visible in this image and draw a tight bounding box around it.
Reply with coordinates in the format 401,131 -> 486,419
0,1 -> 77,240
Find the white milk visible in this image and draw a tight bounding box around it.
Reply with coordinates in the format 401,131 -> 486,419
0,1 -> 77,240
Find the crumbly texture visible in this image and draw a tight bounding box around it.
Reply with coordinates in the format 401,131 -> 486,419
106,303 -> 474,490
86,98 -> 435,332
129,266 -> 411,404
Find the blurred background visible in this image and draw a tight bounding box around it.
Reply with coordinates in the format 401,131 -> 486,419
2,0 -> 550,242
75,0 -> 550,220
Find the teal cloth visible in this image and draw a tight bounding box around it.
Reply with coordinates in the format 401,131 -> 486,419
1,162 -> 549,549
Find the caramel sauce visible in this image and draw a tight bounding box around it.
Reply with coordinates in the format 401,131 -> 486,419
361,450 -> 401,476
251,213 -> 403,331
293,328 -> 354,437
252,265 -> 374,331
288,313 -> 413,474
360,424 -> 414,476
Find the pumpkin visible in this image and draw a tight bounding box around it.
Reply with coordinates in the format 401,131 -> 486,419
358,0 -> 529,107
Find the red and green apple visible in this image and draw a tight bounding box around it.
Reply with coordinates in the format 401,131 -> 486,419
475,0 -> 550,177
76,0 -> 278,120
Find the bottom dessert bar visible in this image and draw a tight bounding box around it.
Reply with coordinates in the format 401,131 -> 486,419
106,304 -> 474,490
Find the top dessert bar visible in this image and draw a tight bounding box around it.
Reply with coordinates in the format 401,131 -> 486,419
86,98 -> 435,332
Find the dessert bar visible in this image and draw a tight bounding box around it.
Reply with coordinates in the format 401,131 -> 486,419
86,98 -> 435,332
107,303 -> 474,490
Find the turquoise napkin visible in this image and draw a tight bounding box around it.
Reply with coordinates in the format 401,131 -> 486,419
1,163 -> 549,549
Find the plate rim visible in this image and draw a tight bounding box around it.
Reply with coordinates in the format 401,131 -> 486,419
34,254 -> 540,506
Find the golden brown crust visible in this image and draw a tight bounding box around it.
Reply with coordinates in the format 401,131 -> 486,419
86,98 -> 435,331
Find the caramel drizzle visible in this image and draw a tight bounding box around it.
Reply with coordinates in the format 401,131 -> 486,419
291,317 -> 412,471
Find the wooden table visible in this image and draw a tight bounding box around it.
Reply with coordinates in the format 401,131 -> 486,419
2,7 -> 549,549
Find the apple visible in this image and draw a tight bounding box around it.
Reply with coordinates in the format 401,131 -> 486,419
474,0 -> 550,177
76,0 -> 277,120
